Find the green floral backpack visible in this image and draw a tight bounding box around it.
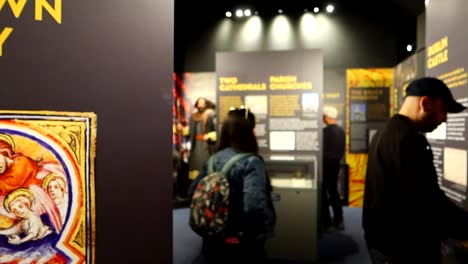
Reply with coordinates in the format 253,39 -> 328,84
189,153 -> 251,237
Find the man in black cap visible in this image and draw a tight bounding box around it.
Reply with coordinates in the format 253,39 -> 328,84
363,77 -> 468,263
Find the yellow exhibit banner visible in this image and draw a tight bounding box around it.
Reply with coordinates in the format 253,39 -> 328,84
0,110 -> 96,263
346,69 -> 393,207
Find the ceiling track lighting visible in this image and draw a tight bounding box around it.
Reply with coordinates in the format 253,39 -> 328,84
224,3 -> 337,18
226,8 -> 256,18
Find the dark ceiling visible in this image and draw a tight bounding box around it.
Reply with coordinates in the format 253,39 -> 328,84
388,0 -> 425,16
174,0 -> 426,70
198,0 -> 426,18
175,0 -> 425,23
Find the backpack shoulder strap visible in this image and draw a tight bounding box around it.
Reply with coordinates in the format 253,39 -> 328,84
220,153 -> 252,175
207,155 -> 216,174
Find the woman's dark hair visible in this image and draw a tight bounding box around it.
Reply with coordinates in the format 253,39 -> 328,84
217,107 -> 258,154
194,97 -> 205,108
205,99 -> 216,110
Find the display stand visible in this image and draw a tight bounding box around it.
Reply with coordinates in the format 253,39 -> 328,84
264,154 -> 318,263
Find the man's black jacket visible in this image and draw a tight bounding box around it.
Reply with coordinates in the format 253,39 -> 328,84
363,114 -> 468,262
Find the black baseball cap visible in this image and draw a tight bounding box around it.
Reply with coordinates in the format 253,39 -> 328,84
405,77 -> 466,113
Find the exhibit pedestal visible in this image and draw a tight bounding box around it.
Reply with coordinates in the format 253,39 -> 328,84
264,155 -> 319,263
266,187 -> 318,262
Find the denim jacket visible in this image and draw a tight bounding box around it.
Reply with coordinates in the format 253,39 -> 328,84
189,147 -> 276,240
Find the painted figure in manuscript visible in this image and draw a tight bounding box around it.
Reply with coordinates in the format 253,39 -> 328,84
0,111 -> 96,264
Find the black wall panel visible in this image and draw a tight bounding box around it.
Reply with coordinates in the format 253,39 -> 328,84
0,0 -> 173,263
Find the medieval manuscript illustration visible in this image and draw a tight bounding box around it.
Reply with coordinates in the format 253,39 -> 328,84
0,111 -> 96,263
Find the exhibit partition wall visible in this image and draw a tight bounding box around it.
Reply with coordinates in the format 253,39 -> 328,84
346,69 -> 393,207
216,50 -> 323,159
426,0 -> 468,210
216,50 -> 323,262
0,0 -> 174,263
393,51 -> 425,112
323,77 -> 346,128
426,0 -> 468,256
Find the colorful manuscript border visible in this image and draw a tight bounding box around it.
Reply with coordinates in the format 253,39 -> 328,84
0,110 -> 96,264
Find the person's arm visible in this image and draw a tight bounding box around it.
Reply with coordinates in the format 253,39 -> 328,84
437,187 -> 468,239
322,127 -> 330,160
396,134 -> 445,235
13,221 -> 37,244
0,222 -> 20,236
189,116 -> 195,143
0,157 -> 37,194
9,215 -> 48,244
242,156 -> 276,239
205,112 -> 216,133
399,135 -> 468,238
339,127 -> 346,160
397,135 -> 433,206
203,113 -> 217,143
0,174 -> 21,194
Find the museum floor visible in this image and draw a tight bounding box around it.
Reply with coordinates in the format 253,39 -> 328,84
173,206 -> 372,264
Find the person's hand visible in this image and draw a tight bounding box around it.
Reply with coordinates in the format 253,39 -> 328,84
8,235 -> 21,245
204,131 -> 216,142
176,123 -> 184,132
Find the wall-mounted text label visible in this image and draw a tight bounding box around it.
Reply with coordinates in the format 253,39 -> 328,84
0,27 -> 13,56
0,0 -> 62,57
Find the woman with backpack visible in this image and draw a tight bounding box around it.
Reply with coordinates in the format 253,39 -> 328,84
188,106 -> 276,263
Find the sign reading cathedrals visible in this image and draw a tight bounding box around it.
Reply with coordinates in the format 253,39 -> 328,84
0,110 -> 96,263
215,50 -> 323,158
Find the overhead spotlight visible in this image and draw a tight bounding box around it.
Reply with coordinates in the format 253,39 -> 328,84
225,11 -> 232,18
236,9 -> 244,17
278,9 -> 283,14
313,7 -> 319,13
407,44 -> 413,52
425,0 -> 429,7
244,9 -> 252,17
326,4 -> 334,13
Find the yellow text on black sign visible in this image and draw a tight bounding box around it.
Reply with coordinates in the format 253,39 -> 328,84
350,89 -> 383,101
427,36 -> 448,69
218,76 -> 266,91
0,0 -> 62,57
269,75 -> 313,90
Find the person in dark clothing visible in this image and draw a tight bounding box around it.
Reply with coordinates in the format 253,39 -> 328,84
188,98 -> 217,180
322,106 -> 346,231
363,77 -> 468,263
189,106 -> 276,264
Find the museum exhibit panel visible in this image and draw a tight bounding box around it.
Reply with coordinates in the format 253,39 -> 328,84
2,0 -> 174,263
214,50 -> 323,262
425,0 -> 468,260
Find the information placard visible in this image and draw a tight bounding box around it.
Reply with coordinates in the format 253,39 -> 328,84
216,50 -> 323,158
